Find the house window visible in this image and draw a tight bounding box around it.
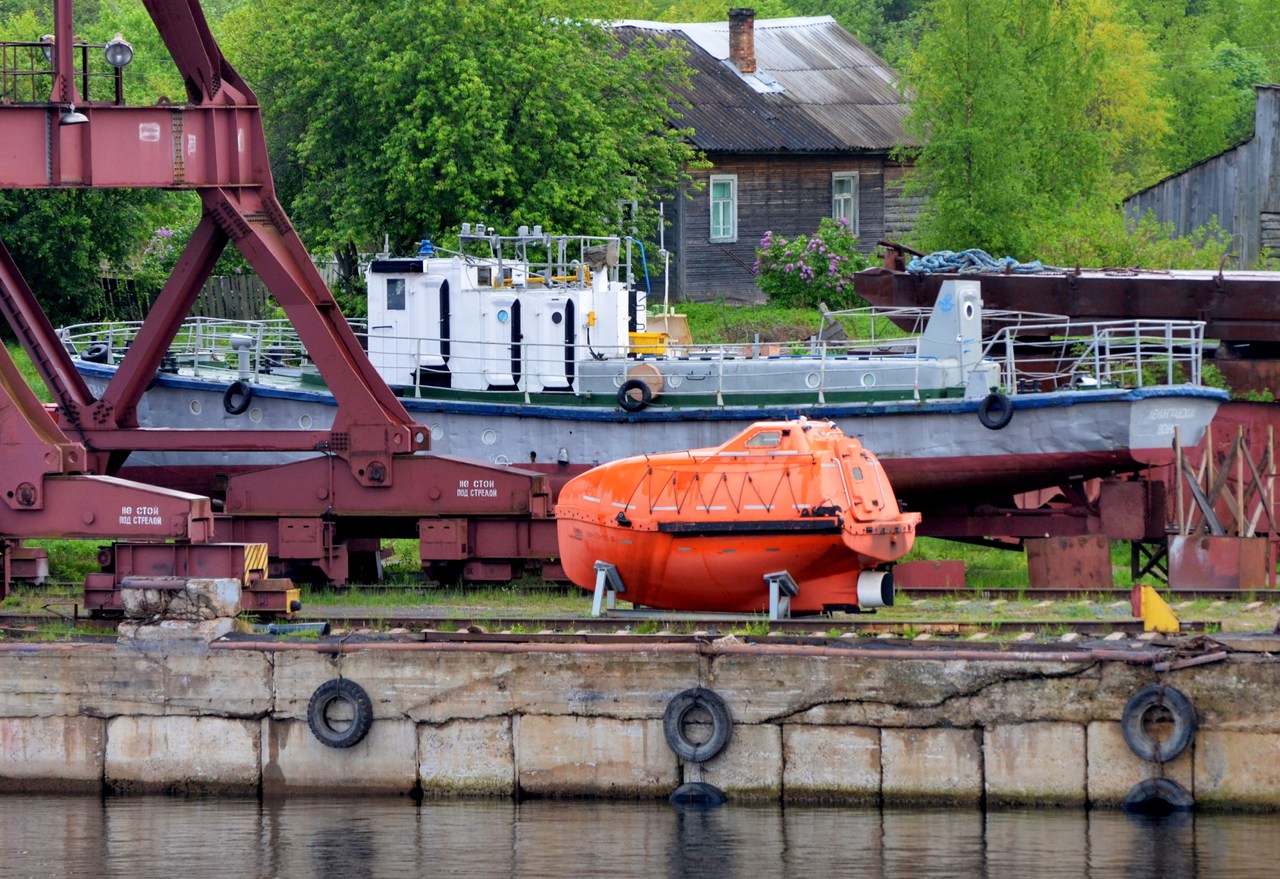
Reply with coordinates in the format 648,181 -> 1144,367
386,278 -> 406,311
832,172 -> 859,233
710,174 -> 737,242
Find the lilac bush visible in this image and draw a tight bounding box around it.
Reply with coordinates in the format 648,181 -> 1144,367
753,217 -> 871,309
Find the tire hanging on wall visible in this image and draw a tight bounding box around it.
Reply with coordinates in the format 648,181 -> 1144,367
1121,683 -> 1197,763
977,392 -> 1014,430
307,679 -> 374,749
223,380 -> 253,415
663,687 -> 733,763
1122,778 -> 1195,814
617,379 -> 653,412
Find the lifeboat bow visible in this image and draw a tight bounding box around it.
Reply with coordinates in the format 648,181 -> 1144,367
555,419 -> 921,614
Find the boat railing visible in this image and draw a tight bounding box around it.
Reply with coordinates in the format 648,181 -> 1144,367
58,316 -> 323,379
59,308 -> 1210,400
982,317 -> 1208,393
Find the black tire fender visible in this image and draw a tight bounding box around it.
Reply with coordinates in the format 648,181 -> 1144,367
307,679 -> 374,749
82,342 -> 111,364
223,380 -> 253,415
977,392 -> 1014,430
617,378 -> 652,412
1122,778 -> 1195,814
1121,683 -> 1197,763
663,687 -> 732,763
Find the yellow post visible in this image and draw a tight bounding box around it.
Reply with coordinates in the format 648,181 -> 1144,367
1131,583 -> 1180,634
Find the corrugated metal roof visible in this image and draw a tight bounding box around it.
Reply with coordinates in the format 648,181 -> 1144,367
614,16 -> 911,153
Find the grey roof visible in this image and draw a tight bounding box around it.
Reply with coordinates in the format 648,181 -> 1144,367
614,16 -> 910,153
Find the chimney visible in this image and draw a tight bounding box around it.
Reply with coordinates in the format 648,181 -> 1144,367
728,8 -> 756,75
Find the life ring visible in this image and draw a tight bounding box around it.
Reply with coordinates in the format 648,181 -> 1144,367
307,679 -> 373,749
617,378 -> 652,412
223,380 -> 253,415
1122,778 -> 1195,814
1121,683 -> 1197,763
663,687 -> 733,762
977,392 -> 1014,430
82,343 -> 110,364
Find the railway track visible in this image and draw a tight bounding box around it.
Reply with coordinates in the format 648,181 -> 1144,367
0,585 -> 1269,642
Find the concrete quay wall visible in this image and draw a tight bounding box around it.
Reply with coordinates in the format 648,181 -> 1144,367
1,640 -> 1278,809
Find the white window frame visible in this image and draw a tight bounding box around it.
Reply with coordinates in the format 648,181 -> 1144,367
709,174 -> 738,242
832,171 -> 859,233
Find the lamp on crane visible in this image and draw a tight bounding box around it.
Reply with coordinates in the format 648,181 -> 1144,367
104,33 -> 132,68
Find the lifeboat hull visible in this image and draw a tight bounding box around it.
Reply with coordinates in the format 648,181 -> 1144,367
555,419 -> 920,614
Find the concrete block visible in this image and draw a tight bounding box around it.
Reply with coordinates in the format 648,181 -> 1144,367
0,715 -> 104,792
273,648 -> 701,723
694,722 -> 781,801
1195,730 -> 1280,809
117,618 -> 236,645
121,577 -> 241,620
262,718 -> 418,796
782,724 -> 880,803
106,716 -> 258,795
1085,720 -> 1192,806
0,648 -> 272,718
419,717 -> 514,797
516,715 -> 677,797
985,722 -> 1086,805
882,727 -> 983,804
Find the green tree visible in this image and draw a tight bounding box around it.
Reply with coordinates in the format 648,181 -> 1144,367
220,0 -> 703,292
900,0 -> 1169,258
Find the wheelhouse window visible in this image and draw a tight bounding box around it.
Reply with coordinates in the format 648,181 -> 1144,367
710,174 -> 737,242
386,278 -> 406,311
832,171 -> 859,233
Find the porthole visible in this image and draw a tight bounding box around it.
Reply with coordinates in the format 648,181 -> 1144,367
248,407 -> 263,423
482,429 -> 498,446
298,414 -> 313,429
860,373 -> 877,388
963,300 -> 976,320
430,423 -> 444,441
805,372 -> 821,389
189,399 -> 202,415
668,374 -> 684,389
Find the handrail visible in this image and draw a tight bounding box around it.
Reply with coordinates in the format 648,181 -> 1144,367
57,307 -> 1212,401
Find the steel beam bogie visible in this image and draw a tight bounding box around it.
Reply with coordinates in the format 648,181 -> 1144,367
0,475 -> 214,542
84,540 -> 300,614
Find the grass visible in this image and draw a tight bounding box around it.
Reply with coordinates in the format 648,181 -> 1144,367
4,340 -> 53,403
673,301 -> 912,347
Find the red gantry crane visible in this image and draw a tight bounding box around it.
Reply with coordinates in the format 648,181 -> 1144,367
0,0 -> 559,611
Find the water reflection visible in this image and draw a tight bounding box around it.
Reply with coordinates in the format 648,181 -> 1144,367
0,795 -> 1275,879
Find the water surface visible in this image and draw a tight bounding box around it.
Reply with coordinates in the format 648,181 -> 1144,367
0,795 -> 1275,878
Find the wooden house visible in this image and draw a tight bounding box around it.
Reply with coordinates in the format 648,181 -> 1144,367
1124,85 -> 1280,269
614,10 -> 916,303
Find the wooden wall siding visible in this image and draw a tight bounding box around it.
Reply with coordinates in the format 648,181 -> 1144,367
884,163 -> 924,243
1262,213 -> 1280,261
1125,86 -> 1280,269
194,274 -> 272,320
673,153 -> 892,302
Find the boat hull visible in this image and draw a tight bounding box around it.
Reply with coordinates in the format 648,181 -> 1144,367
78,363 -> 1225,515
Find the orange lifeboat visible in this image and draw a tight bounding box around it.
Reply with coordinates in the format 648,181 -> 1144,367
555,419 -> 921,614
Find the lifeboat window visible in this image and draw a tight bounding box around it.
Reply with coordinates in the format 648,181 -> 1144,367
386,278 -> 406,311
850,466 -> 864,481
745,430 -> 782,448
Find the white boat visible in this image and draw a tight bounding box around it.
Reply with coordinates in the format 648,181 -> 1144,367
61,227 -> 1226,517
